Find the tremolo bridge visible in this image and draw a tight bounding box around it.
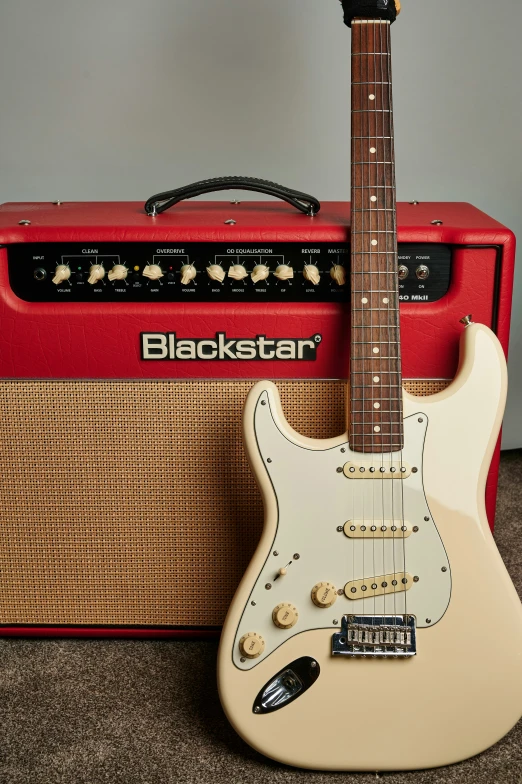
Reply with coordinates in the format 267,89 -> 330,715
332,615 -> 417,658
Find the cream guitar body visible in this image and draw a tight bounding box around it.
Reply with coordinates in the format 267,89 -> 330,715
217,323 -> 522,771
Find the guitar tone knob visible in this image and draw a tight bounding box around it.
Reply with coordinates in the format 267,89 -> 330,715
311,582 -> 337,608
303,265 -> 321,286
207,264 -> 226,283
180,264 -> 197,285
52,265 -> 71,285
251,264 -> 270,284
228,265 -> 248,281
272,603 -> 299,629
108,264 -> 128,282
274,265 -> 294,281
88,265 -> 105,285
238,632 -> 265,659
330,265 -> 346,286
143,264 -> 164,281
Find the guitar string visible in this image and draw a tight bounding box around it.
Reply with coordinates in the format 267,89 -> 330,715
388,17 -> 409,630
351,24 -> 357,636
360,18 -> 367,626
385,18 -> 408,629
376,17 -> 389,633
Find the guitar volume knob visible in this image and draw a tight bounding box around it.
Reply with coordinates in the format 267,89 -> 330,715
311,582 -> 337,608
238,632 -> 266,659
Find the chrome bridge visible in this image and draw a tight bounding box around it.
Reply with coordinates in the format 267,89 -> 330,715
332,615 -> 417,658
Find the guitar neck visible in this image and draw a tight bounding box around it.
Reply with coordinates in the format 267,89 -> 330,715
349,18 -> 403,454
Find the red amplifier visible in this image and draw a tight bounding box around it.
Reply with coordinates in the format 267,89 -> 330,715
0,199 -> 515,638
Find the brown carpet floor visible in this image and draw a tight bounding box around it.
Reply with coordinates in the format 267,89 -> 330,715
1,451 -> 521,784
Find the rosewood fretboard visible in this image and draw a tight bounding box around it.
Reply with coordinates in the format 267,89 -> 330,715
349,19 -> 403,454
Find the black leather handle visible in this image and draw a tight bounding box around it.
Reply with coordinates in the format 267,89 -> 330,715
144,177 -> 321,217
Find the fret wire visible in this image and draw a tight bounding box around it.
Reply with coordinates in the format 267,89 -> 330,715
351,163 -> 394,166
352,53 -> 391,56
352,109 -> 391,113
352,308 -> 400,311
352,136 -> 392,139
352,82 -> 390,85
352,208 -> 395,212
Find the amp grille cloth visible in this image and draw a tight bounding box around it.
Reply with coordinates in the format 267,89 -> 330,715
0,379 -> 449,627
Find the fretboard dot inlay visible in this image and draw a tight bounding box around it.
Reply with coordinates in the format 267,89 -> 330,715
370,147 -> 376,154
362,297 -> 368,304
373,347 -> 380,354
370,196 -> 377,202
383,297 -> 389,304
369,94 -> 375,100
374,426 -> 381,433
373,376 -> 380,383
374,403 -> 380,409
371,239 -> 378,246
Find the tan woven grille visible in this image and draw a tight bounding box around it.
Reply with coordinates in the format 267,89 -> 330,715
0,378 -> 449,628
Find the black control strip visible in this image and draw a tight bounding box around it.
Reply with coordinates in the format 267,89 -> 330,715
8,243 -> 451,303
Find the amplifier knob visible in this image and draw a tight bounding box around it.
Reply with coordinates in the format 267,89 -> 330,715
180,264 -> 197,285
52,265 -> 71,285
398,265 -> 409,280
108,264 -> 128,282
311,582 -> 337,608
251,264 -> 270,284
88,264 -> 106,285
228,265 -> 248,281
303,265 -> 321,286
272,603 -> 299,629
143,264 -> 164,281
416,265 -> 430,280
239,632 -> 265,659
207,264 -> 226,283
330,265 -> 346,286
274,265 -> 294,281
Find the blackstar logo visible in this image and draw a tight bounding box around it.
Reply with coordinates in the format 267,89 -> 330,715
141,332 -> 322,361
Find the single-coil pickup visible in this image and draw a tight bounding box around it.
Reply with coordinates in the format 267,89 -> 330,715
343,461 -> 411,479
344,573 -> 413,600
343,521 -> 412,539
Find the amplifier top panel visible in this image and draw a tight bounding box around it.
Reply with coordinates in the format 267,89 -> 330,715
0,201 -> 515,246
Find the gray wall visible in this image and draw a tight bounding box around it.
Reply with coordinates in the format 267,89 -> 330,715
1,0 -> 521,447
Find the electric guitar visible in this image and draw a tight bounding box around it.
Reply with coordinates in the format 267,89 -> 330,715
218,1 -> 522,770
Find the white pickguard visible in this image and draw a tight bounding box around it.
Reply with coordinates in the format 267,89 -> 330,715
232,389 -> 451,670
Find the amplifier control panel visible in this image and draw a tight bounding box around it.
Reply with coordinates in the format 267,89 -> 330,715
7,243 -> 451,303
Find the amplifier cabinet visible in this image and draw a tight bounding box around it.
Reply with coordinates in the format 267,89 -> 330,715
0,201 -> 515,637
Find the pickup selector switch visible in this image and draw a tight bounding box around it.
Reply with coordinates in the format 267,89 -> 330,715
88,265 -> 105,285
228,265 -> 248,281
108,264 -> 128,282
274,265 -> 294,281
52,265 -> 71,285
303,265 -> 320,286
330,265 -> 346,286
207,264 -> 225,283
251,264 -> 270,284
311,582 -> 337,608
238,632 -> 265,659
143,264 -> 164,281
180,264 -> 197,285
416,264 -> 430,280
272,603 -> 299,629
